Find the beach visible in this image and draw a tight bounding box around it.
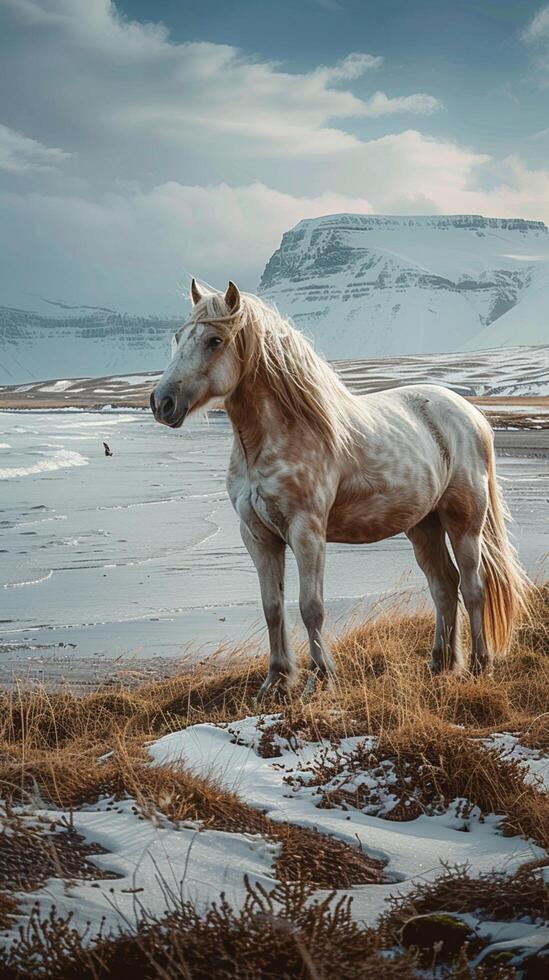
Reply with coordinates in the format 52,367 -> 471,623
1,409 -> 548,690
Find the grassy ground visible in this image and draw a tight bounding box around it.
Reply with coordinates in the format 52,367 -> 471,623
1,586 -> 548,977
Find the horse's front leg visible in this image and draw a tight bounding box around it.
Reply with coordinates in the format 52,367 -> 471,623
289,520 -> 336,696
239,522 -> 296,699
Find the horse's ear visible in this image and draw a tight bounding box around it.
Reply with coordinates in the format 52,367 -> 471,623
190,278 -> 205,306
224,281 -> 240,313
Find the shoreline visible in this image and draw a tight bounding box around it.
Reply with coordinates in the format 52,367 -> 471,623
1,363 -> 548,430
2,412 -> 548,693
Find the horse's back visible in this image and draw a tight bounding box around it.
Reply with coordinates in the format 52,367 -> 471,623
349,382 -> 493,506
355,383 -> 491,456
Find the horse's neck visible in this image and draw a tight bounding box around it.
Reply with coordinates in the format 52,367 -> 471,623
225,376 -> 276,463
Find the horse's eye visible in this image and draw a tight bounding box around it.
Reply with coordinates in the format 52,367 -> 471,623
207,336 -> 223,350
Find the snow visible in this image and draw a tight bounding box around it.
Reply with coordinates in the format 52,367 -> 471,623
484,733 -> 549,793
39,380 -> 77,393
472,920 -> 549,966
8,798 -> 277,942
0,305 -> 179,386
148,718 -> 544,926
259,214 -> 549,359
2,215 -> 548,384
334,343 -> 549,398
462,270 -> 549,350
3,343 -> 549,401
107,375 -> 157,385
2,716 -> 547,960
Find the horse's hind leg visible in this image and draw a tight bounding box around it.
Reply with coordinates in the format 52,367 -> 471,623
438,486 -> 491,675
447,530 -> 491,675
407,512 -> 463,673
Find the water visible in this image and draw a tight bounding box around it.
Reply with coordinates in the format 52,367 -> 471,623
1,411 -> 548,672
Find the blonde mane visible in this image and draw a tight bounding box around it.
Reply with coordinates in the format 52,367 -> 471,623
191,290 -> 356,454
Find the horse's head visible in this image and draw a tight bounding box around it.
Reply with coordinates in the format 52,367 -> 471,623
150,280 -> 242,428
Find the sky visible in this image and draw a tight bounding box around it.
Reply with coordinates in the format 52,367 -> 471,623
1,0 -> 549,314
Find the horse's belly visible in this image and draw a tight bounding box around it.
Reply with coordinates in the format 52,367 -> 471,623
326,497 -> 429,544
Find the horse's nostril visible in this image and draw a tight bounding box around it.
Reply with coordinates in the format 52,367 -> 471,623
150,392 -> 156,413
162,395 -> 175,417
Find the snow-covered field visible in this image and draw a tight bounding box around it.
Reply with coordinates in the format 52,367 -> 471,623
3,715 -> 549,969
1,342 -> 549,410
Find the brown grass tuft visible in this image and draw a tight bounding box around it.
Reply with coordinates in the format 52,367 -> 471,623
0,879 -> 417,980
381,860 -> 549,936
300,718 -> 549,849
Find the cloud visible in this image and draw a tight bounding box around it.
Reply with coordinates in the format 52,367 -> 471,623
522,4 -> 549,42
522,4 -> 549,78
0,0 -> 547,314
3,132 -> 549,315
318,52 -> 384,81
1,0 -> 442,167
0,123 -> 70,173
0,181 -> 374,311
360,92 -> 442,118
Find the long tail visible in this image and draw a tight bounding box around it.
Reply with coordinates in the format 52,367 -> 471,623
481,445 -> 529,653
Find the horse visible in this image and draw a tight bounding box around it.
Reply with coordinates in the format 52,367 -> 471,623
150,279 -> 528,699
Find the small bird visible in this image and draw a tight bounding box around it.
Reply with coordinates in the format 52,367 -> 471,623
103,441 -> 113,457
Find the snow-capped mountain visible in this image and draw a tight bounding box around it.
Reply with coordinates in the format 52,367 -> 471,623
2,214 -> 548,385
259,214 -> 549,359
0,304 -> 181,386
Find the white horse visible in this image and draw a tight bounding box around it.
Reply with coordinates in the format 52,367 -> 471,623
151,281 -> 527,698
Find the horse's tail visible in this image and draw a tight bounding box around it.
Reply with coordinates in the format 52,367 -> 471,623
481,444 -> 529,654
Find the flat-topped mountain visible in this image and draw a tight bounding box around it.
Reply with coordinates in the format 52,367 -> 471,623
2,215 -> 547,384
0,305 -> 180,386
259,213 -> 549,358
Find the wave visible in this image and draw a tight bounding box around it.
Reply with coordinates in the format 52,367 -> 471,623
0,449 -> 88,480
2,569 -> 53,588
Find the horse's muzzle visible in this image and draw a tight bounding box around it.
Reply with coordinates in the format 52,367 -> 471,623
150,389 -> 187,428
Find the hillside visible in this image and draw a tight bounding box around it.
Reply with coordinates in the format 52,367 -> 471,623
1,344 -> 548,411
259,214 -> 549,359
0,304 -> 179,386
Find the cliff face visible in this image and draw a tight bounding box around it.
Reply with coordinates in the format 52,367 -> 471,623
0,306 -> 180,384
259,214 -> 549,358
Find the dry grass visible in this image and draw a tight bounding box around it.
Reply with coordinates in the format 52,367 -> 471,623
0,813 -> 120,892
2,588 -> 548,756
0,586 -> 548,975
1,880 -> 421,980
0,872 -> 537,979
382,860 -> 549,935
1,587 -> 548,813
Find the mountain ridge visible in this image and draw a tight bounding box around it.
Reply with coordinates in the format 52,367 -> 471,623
259,212 -> 549,359
1,214 -> 548,384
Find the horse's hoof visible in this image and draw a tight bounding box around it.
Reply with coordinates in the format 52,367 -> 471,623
255,674 -> 293,706
430,651 -> 460,675
301,674 -> 318,701
470,658 -> 494,678
301,670 -> 335,702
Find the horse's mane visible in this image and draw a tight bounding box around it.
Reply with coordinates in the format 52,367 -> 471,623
191,290 -> 355,454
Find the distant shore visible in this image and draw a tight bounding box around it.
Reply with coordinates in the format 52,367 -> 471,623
1,371 -> 548,431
